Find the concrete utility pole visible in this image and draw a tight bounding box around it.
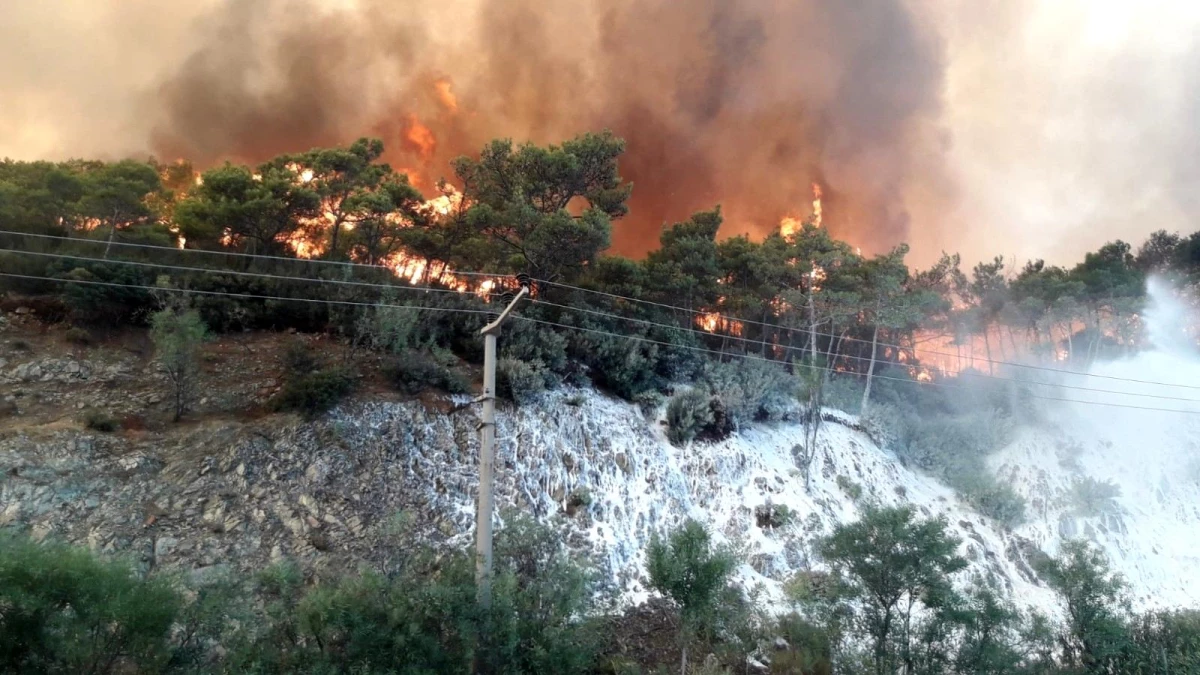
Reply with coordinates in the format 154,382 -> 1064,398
474,279 -> 530,609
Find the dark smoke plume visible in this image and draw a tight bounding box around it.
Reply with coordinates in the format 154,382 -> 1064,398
150,0 -> 948,256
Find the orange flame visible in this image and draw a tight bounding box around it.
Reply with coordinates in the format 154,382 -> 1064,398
811,182 -> 822,228
434,79 -> 458,113
695,298 -> 744,336
778,183 -> 823,238
420,184 -> 464,217
403,115 -> 437,161
779,216 -> 802,238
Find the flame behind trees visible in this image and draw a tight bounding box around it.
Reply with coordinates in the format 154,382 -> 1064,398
448,130 -> 631,282
0,128 -> 1167,396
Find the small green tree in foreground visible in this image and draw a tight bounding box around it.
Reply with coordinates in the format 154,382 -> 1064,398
150,307 -> 208,422
646,519 -> 738,675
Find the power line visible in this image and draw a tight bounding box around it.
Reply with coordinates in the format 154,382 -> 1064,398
10,228 -> 1191,391
0,248 -> 473,298
8,245 -> 1200,403
535,278 -> 1200,391
0,271 -> 494,316
514,315 -> 1200,415
528,297 -> 1200,403
0,229 -> 503,278
8,267 -> 1199,414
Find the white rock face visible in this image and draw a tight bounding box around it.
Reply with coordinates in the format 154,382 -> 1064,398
334,278 -> 1200,615
341,391 -> 1057,614
994,279 -> 1200,611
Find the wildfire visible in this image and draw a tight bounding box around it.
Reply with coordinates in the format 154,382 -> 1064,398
811,182 -> 822,228
695,297 -> 745,336
403,114 -> 437,161
420,183 -> 464,217
434,79 -> 458,113
779,216 -> 803,239
696,312 -> 744,336
778,182 -> 824,238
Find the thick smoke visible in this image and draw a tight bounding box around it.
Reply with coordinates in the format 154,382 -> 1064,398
918,0 -> 1200,266
146,0 -> 947,256
5,1 -> 1200,264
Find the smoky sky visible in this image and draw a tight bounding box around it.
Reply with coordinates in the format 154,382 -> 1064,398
3,0 -> 1200,266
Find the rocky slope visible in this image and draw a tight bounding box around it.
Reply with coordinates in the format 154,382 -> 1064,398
3,302 -> 1198,615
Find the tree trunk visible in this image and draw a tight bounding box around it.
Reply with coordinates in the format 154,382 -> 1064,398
680,644 -> 688,675
103,208 -> 120,259
861,323 -> 880,415
807,289 -> 818,367
983,327 -> 994,375
760,307 -> 772,357
329,215 -> 344,258
827,331 -> 847,385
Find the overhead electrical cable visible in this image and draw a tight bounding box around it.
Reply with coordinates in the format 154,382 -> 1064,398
533,278 -> 1200,391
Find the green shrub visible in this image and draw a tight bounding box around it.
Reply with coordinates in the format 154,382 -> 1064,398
960,475 -> 1027,527
382,349 -> 472,395
755,503 -> 795,530
271,368 -> 356,419
703,359 -> 794,427
0,533 -> 181,674
354,300 -> 427,353
1069,477 -> 1122,517
894,411 -> 1010,478
150,307 -> 208,422
771,613 -> 835,675
646,519 -> 740,674
566,488 -> 593,516
282,338 -> 319,376
237,515 -> 601,675
64,326 -> 92,346
83,409 -> 118,432
500,319 -> 569,375
823,375 -> 865,414
666,388 -> 713,446
54,263 -> 155,326
836,475 -> 864,501
497,357 -> 548,405
633,390 -> 665,418
1123,610 -> 1200,673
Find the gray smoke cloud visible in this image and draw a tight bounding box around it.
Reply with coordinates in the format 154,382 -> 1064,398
2,0 -> 1198,264
145,0 -> 950,257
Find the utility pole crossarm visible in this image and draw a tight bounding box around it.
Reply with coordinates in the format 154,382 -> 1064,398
480,285 -> 529,335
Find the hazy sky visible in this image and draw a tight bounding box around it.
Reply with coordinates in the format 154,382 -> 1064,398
2,0 -> 1199,268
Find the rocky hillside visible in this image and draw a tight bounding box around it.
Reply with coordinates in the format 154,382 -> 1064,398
3,305 -> 1198,615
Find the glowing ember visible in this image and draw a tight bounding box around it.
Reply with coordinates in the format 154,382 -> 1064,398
695,311 -> 744,336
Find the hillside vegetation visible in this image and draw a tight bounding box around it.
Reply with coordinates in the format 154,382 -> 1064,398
4,132 -> 1200,672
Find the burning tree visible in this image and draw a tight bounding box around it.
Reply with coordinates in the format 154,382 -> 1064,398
175,163 -> 320,258
450,130 -> 631,283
